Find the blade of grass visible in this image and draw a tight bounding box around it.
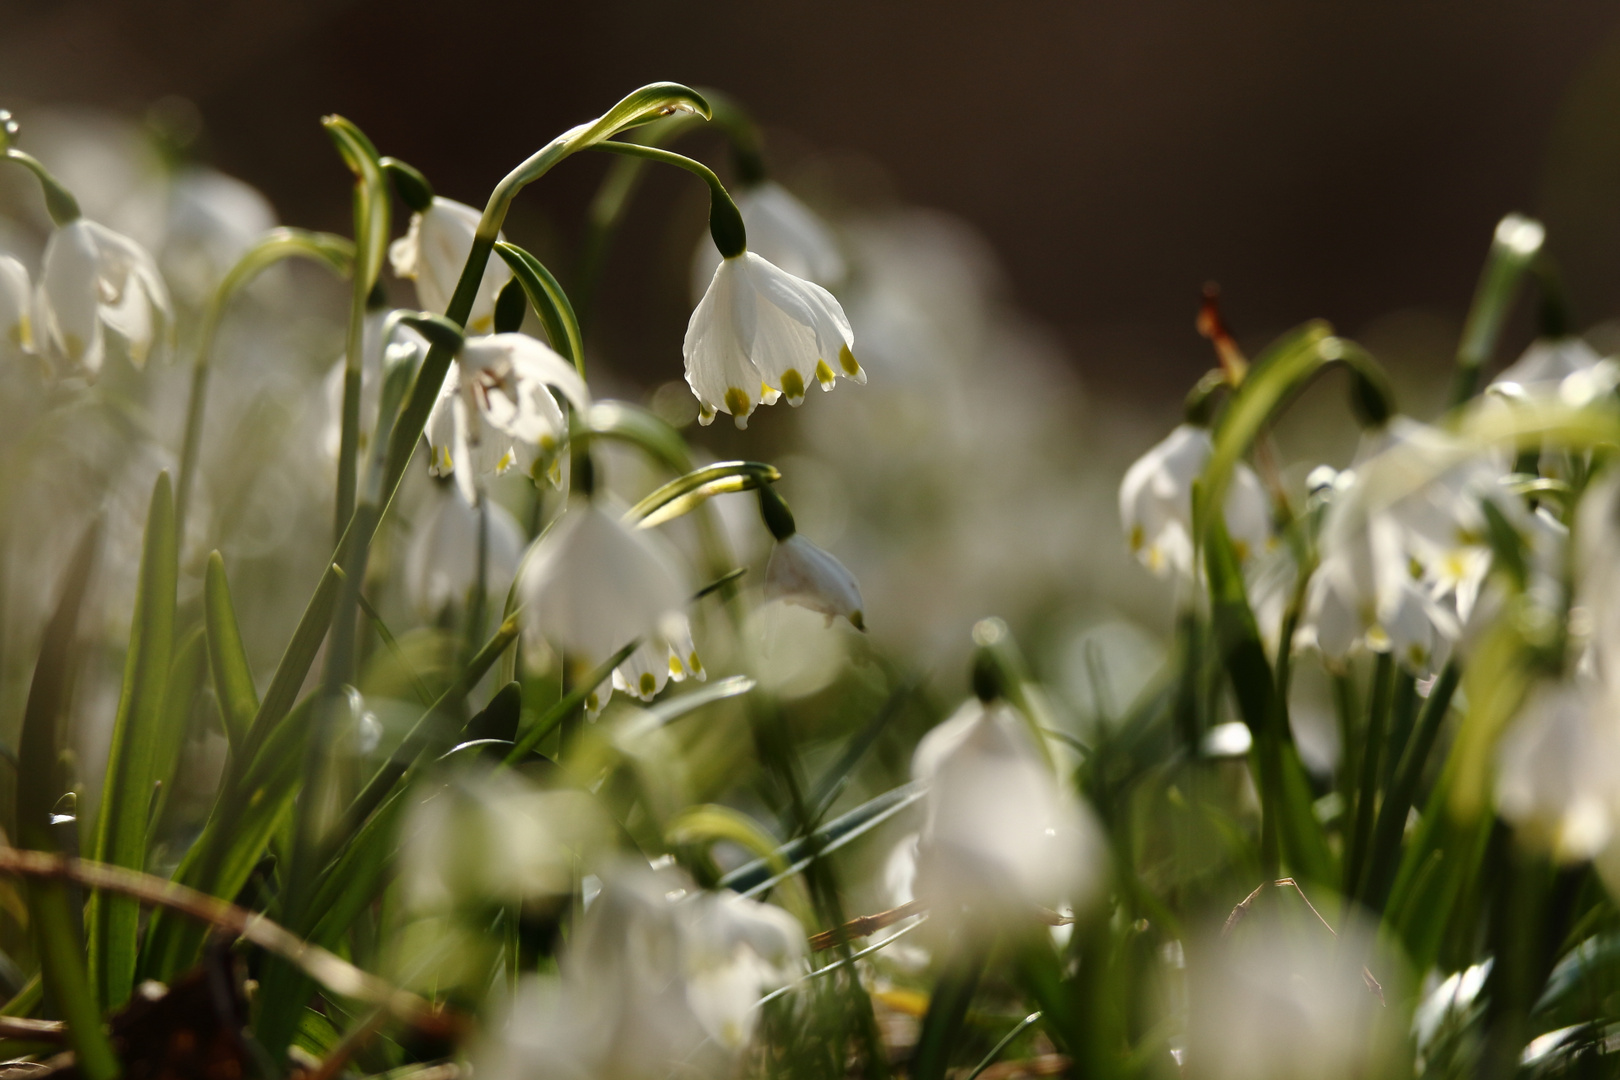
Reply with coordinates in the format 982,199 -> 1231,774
14,523 -> 118,1080
87,471 -> 178,1011
204,551 -> 259,753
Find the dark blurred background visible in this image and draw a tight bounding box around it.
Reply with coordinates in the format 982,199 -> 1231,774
7,0 -> 1620,404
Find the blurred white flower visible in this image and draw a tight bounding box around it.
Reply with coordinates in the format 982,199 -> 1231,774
476,863 -> 803,1080
160,166 -> 276,303
1187,913 -> 1401,1080
684,252 -> 861,428
518,501 -> 692,714
1118,423 -> 1271,578
691,181 -> 845,300
389,195 -> 511,333
403,481 -> 526,619
1490,336 -> 1601,393
37,218 -> 172,372
1496,679 -> 1620,863
764,533 -> 866,630
911,697 -> 1104,931
402,769 -> 611,911
0,255 -> 33,357
425,333 -> 588,502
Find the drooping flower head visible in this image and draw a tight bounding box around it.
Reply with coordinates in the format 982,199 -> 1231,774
1119,422 -> 1272,578
425,333 -> 588,502
684,252 -> 862,429
37,218 -> 172,373
389,195 -> 511,333
517,498 -> 694,714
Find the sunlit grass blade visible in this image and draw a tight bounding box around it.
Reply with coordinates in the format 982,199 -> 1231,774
1448,213 -> 1546,407
14,522 -> 118,1080
624,461 -> 780,528
87,471 -> 178,1011
723,781 -> 927,898
204,551 -> 258,752
493,241 -> 584,372
146,625 -> 207,842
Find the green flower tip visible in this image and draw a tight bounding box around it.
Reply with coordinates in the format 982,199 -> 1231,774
381,156 -> 435,214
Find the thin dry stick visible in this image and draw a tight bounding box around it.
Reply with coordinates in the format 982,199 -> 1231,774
808,900 -> 1073,952
0,1018 -> 64,1043
0,847 -> 457,1034
1222,877 -> 1383,1003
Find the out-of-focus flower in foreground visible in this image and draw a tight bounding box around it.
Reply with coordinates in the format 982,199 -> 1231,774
1119,422 -> 1271,578
517,498 -> 692,714
684,251 -> 862,428
0,255 -> 32,358
911,695 -> 1104,933
476,862 -> 803,1080
402,769 -> 612,912
425,333 -> 588,502
1496,679 -> 1620,866
37,217 -> 172,372
403,481 -> 526,620
390,195 -> 511,333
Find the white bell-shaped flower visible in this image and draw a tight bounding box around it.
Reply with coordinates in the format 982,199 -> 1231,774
425,333 -> 588,503
684,252 -> 861,429
1496,679 -> 1620,863
160,166 -> 277,303
404,481 -> 527,619
611,611 -> 705,702
691,181 -> 846,300
37,218 -> 172,372
680,888 -> 806,1049
912,697 -> 1105,933
0,255 -> 33,359
1119,423 -> 1272,578
518,500 -> 692,714
389,195 -> 511,333
764,533 -> 866,630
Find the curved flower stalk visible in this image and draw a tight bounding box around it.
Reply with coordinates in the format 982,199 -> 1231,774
686,252 -> 863,428
424,332 -> 589,502
911,694 -> 1105,935
403,481 -> 526,620
389,196 -> 512,333
690,180 -> 846,301
475,862 -> 804,1079
37,217 -> 172,373
517,496 -> 696,714
1119,422 -> 1271,578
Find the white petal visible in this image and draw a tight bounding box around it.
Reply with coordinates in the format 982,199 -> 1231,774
39,219 -> 104,370
0,255 -> 33,353
683,257 -> 762,428
764,534 -> 865,629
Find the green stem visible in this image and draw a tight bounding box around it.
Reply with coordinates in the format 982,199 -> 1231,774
2,149 -> 79,225
175,230 -> 354,541
586,141 -> 746,258
1345,652 -> 1394,897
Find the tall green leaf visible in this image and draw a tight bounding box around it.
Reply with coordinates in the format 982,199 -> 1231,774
87,471 -> 178,1011
204,551 -> 258,753
14,523 -> 119,1080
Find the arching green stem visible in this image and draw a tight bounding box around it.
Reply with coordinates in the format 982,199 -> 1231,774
175,229 -> 354,541
587,140 -> 747,258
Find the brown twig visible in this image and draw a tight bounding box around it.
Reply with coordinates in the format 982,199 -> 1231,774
1197,283 -> 1249,384
0,1017 -> 64,1043
809,900 -> 924,951
1223,878 -> 1384,1004
0,847 -> 459,1036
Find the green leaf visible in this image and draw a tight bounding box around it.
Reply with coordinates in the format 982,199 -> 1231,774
721,781 -> 927,898
667,805 -> 790,877
240,560 -> 342,763
14,523 -> 119,1080
87,471 -> 178,1011
1449,213 -> 1546,407
204,551 -> 258,753
146,625 -> 208,844
137,696 -> 314,984
912,939 -> 986,1080
322,115 -> 389,294
625,461 -> 781,528
493,242 -> 584,372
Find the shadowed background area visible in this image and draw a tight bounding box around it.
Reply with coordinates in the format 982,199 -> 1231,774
6,0 -> 1620,404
